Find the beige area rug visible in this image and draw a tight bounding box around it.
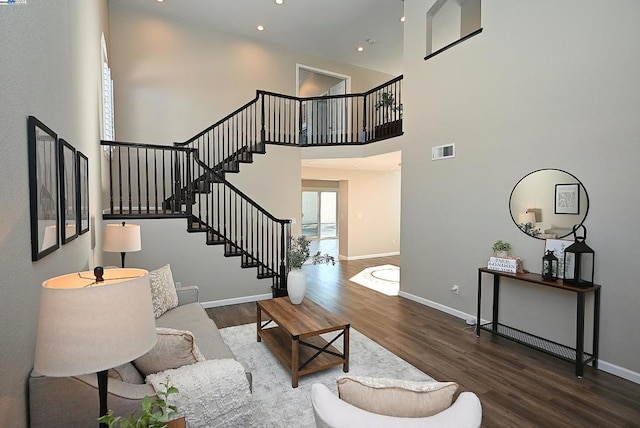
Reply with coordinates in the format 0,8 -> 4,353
220,322 -> 431,427
349,264 -> 400,296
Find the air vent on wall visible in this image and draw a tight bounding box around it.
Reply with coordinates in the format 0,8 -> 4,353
432,144 -> 455,160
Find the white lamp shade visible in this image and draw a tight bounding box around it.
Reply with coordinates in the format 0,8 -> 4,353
518,212 -> 536,224
103,223 -> 141,253
34,268 -> 157,377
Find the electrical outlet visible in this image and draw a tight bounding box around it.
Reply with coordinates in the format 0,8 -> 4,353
175,281 -> 182,288
451,284 -> 459,294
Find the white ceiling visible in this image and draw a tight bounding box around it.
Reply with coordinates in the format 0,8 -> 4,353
113,0 -> 405,75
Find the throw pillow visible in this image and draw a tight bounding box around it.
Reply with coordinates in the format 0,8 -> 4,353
108,363 -> 144,384
133,328 -> 206,376
149,264 -> 179,318
337,376 -> 458,417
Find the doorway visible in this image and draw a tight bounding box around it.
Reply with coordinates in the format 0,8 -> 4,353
297,65 -> 351,144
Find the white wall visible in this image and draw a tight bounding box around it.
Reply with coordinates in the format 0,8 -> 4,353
0,1 -> 107,424
402,0 -> 640,379
302,167 -> 401,259
108,3 -> 394,146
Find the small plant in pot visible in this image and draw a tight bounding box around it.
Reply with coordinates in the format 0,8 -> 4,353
287,236 -> 335,304
492,240 -> 512,258
98,380 -> 180,428
374,92 -> 402,123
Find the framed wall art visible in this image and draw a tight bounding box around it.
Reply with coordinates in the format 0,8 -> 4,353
28,116 -> 59,261
76,151 -> 89,235
555,183 -> 580,215
59,139 -> 78,244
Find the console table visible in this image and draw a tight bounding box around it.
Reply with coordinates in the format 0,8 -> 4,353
476,267 -> 600,378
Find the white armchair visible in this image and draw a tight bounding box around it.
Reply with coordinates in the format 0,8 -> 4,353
311,383 -> 482,428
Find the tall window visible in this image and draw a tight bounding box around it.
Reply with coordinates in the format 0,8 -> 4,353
101,33 -> 115,141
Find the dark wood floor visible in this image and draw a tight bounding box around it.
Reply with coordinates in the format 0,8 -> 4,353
207,256 -> 640,427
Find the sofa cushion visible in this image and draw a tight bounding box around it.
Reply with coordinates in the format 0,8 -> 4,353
108,363 -> 144,384
133,328 -> 206,376
156,303 -> 235,361
149,264 -> 179,318
337,376 -> 458,418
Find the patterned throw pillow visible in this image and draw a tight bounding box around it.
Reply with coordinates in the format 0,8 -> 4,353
337,376 -> 458,417
148,264 -> 179,318
133,328 -> 206,376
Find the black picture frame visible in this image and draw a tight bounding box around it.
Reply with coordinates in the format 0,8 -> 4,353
76,151 -> 89,235
59,139 -> 78,244
28,116 -> 59,261
555,183 -> 580,215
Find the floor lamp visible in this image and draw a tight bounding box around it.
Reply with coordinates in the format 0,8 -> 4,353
103,222 -> 142,267
34,267 -> 157,427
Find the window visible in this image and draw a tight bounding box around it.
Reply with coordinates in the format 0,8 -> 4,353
101,33 -> 115,141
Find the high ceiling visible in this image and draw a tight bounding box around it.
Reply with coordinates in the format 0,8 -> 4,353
113,0 -> 405,75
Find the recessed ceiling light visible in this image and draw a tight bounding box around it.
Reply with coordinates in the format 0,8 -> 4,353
275,0 -> 284,4
357,46 -> 364,52
401,16 -> 405,22
257,25 -> 265,31
156,0 -> 164,2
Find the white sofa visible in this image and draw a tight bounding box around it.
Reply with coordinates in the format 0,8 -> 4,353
311,383 -> 482,428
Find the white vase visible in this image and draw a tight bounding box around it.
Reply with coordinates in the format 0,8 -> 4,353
496,251 -> 508,258
287,269 -> 307,305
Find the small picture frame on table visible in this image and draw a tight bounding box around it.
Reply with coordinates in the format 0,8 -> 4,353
27,116 -> 59,261
59,139 -> 78,244
76,151 -> 90,235
544,239 -> 574,279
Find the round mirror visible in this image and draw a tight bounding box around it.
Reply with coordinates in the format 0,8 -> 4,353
509,169 -> 589,239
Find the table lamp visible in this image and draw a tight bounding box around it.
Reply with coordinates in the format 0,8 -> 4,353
103,222 -> 141,267
518,211 -> 536,225
34,267 -> 157,427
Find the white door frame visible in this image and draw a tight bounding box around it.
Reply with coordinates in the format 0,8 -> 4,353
295,64 -> 352,97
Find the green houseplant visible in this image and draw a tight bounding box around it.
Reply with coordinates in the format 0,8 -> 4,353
98,380 -> 179,428
374,92 -> 403,123
287,236 -> 335,304
492,240 -> 512,257
287,236 -> 335,269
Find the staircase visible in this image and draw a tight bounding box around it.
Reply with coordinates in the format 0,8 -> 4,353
102,75 -> 403,296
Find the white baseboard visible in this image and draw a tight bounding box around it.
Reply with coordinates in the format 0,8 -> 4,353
343,251 -> 400,261
398,290 -> 640,385
596,360 -> 640,384
201,293 -> 272,308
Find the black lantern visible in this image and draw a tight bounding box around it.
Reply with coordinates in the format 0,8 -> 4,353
563,224 -> 595,286
542,250 -> 558,281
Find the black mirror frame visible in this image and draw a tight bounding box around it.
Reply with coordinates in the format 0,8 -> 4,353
508,168 -> 590,240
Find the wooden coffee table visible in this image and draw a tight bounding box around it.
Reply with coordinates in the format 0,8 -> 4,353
257,297 -> 350,388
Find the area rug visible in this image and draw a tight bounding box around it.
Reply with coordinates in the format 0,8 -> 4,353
349,264 -> 400,296
219,323 -> 431,427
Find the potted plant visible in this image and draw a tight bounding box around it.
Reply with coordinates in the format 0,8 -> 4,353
98,380 -> 182,428
492,240 -> 512,258
287,236 -> 335,304
373,92 -> 403,138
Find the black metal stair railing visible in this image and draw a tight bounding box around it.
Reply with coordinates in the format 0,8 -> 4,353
102,141 -> 197,218
101,140 -> 291,293
174,75 -> 403,169
102,75 -> 402,295
189,158 -> 291,294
